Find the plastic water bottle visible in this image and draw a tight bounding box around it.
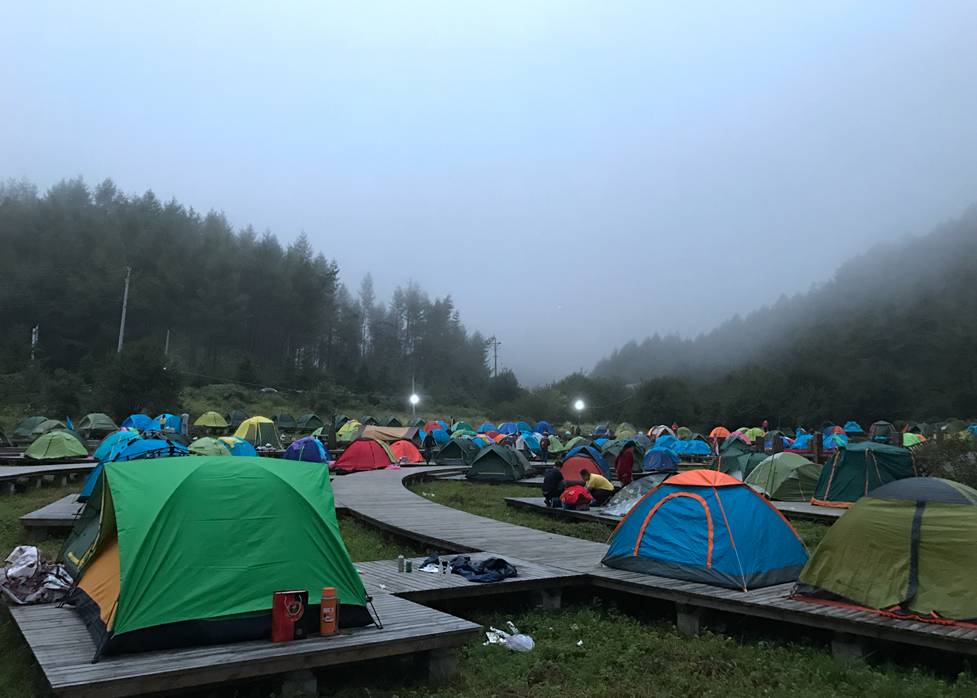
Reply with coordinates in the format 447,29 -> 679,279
397,555 -> 405,572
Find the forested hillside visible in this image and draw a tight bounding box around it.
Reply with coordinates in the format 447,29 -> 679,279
592,206 -> 977,425
0,178 -> 490,413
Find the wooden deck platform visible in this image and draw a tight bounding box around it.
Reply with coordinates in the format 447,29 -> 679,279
0,463 -> 95,494
20,493 -> 84,538
11,592 -> 479,698
356,552 -> 584,602
504,495 -> 842,525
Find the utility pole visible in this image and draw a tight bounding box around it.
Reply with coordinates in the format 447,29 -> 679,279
487,336 -> 501,377
117,266 -> 131,354
30,325 -> 38,362
164,328 -> 170,356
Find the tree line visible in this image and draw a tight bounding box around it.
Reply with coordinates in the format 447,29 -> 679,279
0,178 -> 492,416
582,205 -> 977,429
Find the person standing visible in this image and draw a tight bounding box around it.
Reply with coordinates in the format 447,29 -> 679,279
616,446 -> 634,487
422,431 -> 436,465
540,433 -> 550,463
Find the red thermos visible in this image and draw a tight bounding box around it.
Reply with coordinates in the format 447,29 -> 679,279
320,587 -> 337,635
271,590 -> 308,642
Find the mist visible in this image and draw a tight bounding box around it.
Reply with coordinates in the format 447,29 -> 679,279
3,1 -> 977,385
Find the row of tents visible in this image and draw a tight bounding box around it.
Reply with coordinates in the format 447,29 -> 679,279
601,467 -> 977,622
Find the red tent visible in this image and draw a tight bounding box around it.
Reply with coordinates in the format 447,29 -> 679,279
560,455 -> 603,483
333,438 -> 394,473
422,421 -> 442,434
389,439 -> 422,463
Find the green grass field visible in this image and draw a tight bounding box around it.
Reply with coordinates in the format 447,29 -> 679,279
0,486 -> 969,698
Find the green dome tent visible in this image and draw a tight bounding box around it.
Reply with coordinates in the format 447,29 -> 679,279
435,437 -> 481,466
233,416 -> 281,449
334,414 -> 350,430
615,423 -> 638,439
77,413 -> 118,437
466,444 -> 529,482
25,430 -> 88,461
194,411 -> 228,429
745,452 -> 823,502
812,442 -> 917,507
189,437 -> 232,456
716,437 -> 767,478
546,435 -> 566,457
359,415 -> 379,426
382,416 -> 402,428
451,421 -> 474,434
62,456 -> 371,657
225,409 -> 249,429
675,426 -> 693,440
336,419 -> 362,443
798,478 -> 977,621
273,414 -> 297,431
31,418 -> 66,438
13,416 -> 48,441
297,413 -> 324,432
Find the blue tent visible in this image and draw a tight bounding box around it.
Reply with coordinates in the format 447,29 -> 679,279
968,424 -> 977,437
515,421 -> 532,434
603,470 -> 808,590
93,430 -> 140,462
498,422 -> 518,435
80,438 -> 189,500
150,413 -> 182,432
673,439 -> 712,457
843,420 -> 865,434
472,437 -> 490,448
283,436 -> 328,463
120,414 -> 153,431
477,422 -> 496,433
593,424 -> 609,437
642,446 -> 679,472
654,434 -> 680,451
518,433 -> 541,455
791,434 -> 814,450
566,445 -> 609,474
594,437 -> 609,447
432,428 -> 450,445
535,420 -> 553,435
220,436 -> 258,457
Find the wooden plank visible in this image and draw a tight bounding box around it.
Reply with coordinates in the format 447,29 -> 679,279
20,493 -> 84,529
11,594 -> 479,698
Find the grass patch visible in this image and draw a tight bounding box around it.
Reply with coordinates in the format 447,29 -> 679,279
410,479 -> 612,542
339,514 -> 429,562
330,603 -> 975,698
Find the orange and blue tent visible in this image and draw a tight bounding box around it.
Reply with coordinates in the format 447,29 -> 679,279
602,470 -> 808,590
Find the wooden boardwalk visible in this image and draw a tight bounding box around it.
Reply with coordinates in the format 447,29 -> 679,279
504,495 -> 842,525
0,463 -> 94,494
331,466 -> 977,657
20,493 -> 84,538
11,592 -> 479,698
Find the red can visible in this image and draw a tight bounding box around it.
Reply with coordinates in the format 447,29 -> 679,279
271,590 -> 308,642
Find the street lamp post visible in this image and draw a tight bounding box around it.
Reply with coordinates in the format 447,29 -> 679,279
409,393 -> 420,418
573,399 -> 585,436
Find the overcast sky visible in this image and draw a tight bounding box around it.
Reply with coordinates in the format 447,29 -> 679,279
3,2 -> 977,384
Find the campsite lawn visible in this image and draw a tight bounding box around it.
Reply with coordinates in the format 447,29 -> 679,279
408,479 -> 831,549
334,603 -> 976,698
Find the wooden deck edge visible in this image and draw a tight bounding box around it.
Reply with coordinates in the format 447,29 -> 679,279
586,572 -> 977,656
